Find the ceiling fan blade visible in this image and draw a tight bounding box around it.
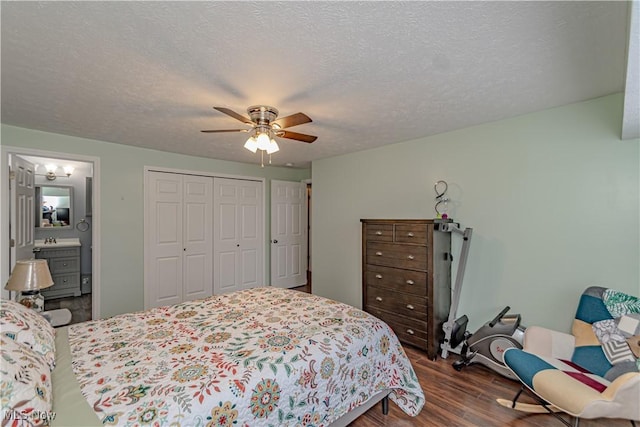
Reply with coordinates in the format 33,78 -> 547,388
213,107 -> 253,124
279,130 -> 317,143
273,112 -> 312,129
201,129 -> 249,133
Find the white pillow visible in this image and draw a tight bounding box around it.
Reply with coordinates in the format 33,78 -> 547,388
0,299 -> 56,369
0,336 -> 53,426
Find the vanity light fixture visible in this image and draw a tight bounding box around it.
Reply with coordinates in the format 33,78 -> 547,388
38,164 -> 74,181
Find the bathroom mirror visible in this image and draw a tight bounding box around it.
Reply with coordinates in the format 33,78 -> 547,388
35,185 -> 73,228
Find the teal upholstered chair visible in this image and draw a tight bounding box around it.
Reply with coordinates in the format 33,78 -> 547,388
501,286 -> 640,426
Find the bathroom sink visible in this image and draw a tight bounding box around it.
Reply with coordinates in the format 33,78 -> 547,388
34,238 -> 81,248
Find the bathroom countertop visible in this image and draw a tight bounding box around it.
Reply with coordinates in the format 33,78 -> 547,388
34,238 -> 81,248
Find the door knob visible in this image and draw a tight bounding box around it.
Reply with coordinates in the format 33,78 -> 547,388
272,239 -> 278,244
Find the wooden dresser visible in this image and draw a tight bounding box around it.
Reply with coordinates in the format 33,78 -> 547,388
361,219 -> 451,359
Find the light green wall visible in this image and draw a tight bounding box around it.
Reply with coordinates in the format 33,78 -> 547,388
312,94 -> 639,332
1,125 -> 310,318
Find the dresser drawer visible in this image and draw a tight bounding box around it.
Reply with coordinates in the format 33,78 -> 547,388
365,224 -> 393,242
366,242 -> 427,270
367,308 -> 428,349
366,285 -> 427,318
365,265 -> 427,296
394,224 -> 427,244
48,257 -> 80,274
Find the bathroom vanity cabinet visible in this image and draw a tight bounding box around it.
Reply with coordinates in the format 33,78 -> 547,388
34,239 -> 82,299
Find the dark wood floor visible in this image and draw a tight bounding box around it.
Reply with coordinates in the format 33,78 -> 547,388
44,293 -> 92,325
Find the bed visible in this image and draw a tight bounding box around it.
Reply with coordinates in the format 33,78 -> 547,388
1,287 -> 425,426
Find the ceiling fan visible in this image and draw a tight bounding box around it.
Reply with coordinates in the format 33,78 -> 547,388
201,105 -> 317,166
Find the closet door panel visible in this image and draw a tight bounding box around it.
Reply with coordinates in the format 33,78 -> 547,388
237,180 -> 262,290
156,257 -> 181,304
214,179 -> 241,294
213,178 -> 263,294
147,172 -> 183,308
183,253 -> 206,299
217,251 -> 238,293
182,175 -> 213,301
241,248 -> 259,288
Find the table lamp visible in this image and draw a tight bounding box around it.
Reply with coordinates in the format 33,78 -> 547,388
5,259 -> 54,312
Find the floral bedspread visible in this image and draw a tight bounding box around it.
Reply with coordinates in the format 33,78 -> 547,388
68,287 -> 425,426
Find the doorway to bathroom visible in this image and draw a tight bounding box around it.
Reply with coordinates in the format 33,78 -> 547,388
3,147 -> 100,325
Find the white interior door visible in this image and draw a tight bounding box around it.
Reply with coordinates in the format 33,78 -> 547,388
10,155 -> 36,263
147,172 -> 183,308
213,178 -> 263,294
270,180 -> 307,288
182,175 -> 213,301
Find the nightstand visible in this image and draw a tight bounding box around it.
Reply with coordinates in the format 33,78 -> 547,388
41,308 -> 72,327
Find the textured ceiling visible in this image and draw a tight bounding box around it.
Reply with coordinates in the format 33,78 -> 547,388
1,1 -> 635,168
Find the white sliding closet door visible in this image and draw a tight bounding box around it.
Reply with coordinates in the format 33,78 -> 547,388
146,172 -> 212,308
182,176 -> 214,301
213,178 -> 263,294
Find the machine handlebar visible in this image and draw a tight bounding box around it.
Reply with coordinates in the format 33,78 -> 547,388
489,306 -> 511,327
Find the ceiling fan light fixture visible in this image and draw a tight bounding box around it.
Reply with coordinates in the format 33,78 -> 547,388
244,136 -> 258,153
205,105 -> 317,166
266,139 -> 279,154
256,132 -> 271,151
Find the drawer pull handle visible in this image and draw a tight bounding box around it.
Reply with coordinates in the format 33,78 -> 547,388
375,274 -> 383,279
63,279 -> 68,283
407,329 -> 415,335
407,232 -> 414,237
407,255 -> 414,260
375,296 -> 383,302
63,263 -> 68,266
375,231 -> 383,236
375,251 -> 383,256
406,304 -> 415,310
406,280 -> 415,285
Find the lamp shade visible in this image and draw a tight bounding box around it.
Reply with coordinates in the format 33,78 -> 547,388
5,259 -> 54,291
